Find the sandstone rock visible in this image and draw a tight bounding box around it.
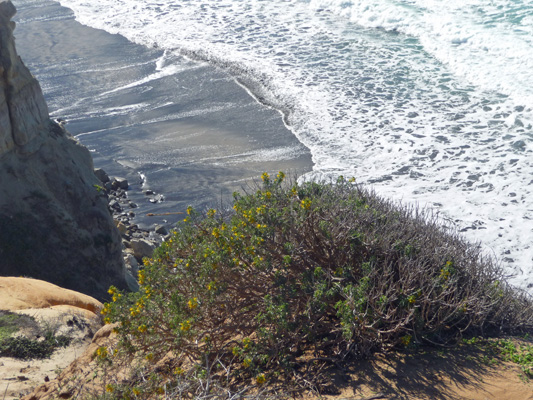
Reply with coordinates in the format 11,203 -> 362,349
0,0 -> 49,152
115,220 -> 128,236
0,277 -> 104,400
130,238 -> 156,260
0,1 -> 127,300
0,277 -> 102,314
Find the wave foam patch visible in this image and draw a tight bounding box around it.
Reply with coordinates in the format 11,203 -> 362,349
57,0 -> 533,289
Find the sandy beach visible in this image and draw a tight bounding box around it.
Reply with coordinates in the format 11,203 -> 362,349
12,0 -> 312,228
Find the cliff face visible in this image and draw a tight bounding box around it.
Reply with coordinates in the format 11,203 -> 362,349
0,0 -> 127,300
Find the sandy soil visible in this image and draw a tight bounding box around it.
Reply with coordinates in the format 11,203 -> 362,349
315,344 -> 533,400
16,331 -> 533,400
0,277 -> 103,399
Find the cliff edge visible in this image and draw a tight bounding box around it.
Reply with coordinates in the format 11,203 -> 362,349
0,0 -> 127,300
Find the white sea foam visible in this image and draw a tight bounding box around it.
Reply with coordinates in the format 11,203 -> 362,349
57,0 -> 533,289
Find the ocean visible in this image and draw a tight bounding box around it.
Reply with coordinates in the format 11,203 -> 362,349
13,0 -> 533,289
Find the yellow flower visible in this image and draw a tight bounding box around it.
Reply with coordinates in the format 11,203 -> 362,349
96,347 -> 109,359
243,358 -> 252,368
207,208 -> 216,218
186,206 -> 193,215
400,335 -> 412,347
187,297 -> 198,310
256,373 -> 266,385
132,388 -> 141,396
180,320 -> 191,331
138,270 -> 145,285
277,171 -> 285,181
100,304 -> 110,315
145,353 -> 154,361
138,324 -> 147,333
261,172 -> 270,182
105,384 -> 114,393
301,199 -> 312,210
232,346 -> 240,356
207,282 -> 216,291
174,367 -> 185,375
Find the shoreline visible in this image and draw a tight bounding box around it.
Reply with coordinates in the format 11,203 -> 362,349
12,0 -> 313,230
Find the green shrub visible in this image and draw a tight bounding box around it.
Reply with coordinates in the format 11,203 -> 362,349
0,311 -> 38,341
0,310 -> 71,360
104,173 -> 533,394
0,334 -> 71,359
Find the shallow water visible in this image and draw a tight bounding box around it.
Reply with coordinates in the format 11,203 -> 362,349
13,0 -> 533,289
12,0 -> 312,228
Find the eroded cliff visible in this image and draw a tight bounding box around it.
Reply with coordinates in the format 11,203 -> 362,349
0,0 -> 127,300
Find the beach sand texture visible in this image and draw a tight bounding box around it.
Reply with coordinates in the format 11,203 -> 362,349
12,0 -> 312,228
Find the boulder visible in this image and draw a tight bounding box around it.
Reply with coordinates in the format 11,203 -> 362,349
111,177 -> 128,190
93,168 -> 109,183
130,238 -> 156,260
0,277 -> 102,314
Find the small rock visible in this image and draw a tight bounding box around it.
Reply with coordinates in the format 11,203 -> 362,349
130,238 -> 156,260
125,270 -> 140,292
109,200 -> 121,211
112,177 -> 129,190
115,221 -> 128,235
155,225 -> 168,235
124,253 -> 139,275
94,168 -> 110,183
144,189 -> 154,195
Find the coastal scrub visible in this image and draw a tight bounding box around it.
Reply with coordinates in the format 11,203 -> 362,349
103,173 -> 533,396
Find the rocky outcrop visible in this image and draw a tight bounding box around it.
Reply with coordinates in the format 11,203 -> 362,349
0,277 -> 103,313
0,0 -> 49,151
0,0 -> 126,300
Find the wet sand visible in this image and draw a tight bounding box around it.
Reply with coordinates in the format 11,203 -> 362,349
12,0 -> 313,228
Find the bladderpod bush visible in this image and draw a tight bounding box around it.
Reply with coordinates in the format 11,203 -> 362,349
103,172 -> 533,394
